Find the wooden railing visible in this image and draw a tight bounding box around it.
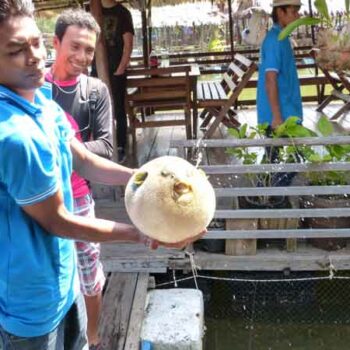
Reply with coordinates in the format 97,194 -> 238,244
170,136 -> 350,271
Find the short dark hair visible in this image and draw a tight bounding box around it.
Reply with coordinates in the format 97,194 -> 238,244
0,0 -> 34,25
271,5 -> 289,23
55,9 -> 100,42
272,5 -> 301,23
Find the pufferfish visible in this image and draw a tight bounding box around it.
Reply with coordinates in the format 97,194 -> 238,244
125,156 -> 216,244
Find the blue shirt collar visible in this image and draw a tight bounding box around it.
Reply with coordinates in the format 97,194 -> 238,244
272,23 -> 282,32
0,83 -> 52,117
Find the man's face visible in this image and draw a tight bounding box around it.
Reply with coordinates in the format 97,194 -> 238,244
53,25 -> 97,79
278,6 -> 300,27
0,16 -> 46,100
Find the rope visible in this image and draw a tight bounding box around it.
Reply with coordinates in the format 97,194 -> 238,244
155,255 -> 348,288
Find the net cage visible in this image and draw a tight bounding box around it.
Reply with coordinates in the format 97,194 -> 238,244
154,270 -> 350,349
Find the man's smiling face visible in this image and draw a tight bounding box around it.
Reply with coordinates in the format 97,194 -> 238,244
53,25 -> 97,80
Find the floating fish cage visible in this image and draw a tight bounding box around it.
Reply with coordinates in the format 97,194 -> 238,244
154,270 -> 350,349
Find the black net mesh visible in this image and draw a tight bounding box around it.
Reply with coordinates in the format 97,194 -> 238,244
154,270 -> 350,350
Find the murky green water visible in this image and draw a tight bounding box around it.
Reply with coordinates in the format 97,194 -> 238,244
156,271 -> 350,350
204,318 -> 350,350
200,271 -> 350,350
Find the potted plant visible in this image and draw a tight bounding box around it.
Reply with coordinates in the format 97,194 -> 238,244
226,117 -> 315,251
298,116 -> 350,250
279,0 -> 350,71
227,117 -> 314,205
227,116 -> 350,251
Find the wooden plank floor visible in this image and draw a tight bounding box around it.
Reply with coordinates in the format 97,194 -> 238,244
100,272 -> 150,350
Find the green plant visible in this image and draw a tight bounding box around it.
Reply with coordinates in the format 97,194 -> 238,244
301,115 -> 350,186
279,0 -> 350,68
226,116 -> 350,204
226,117 -> 315,205
279,0 -> 350,40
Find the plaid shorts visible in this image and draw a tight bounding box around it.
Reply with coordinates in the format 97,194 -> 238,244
74,194 -> 105,296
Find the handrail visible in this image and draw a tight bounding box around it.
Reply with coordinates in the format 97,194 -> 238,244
203,229 -> 350,240
171,136 -> 350,241
214,186 -> 350,197
171,135 -> 350,148
202,162 -> 350,174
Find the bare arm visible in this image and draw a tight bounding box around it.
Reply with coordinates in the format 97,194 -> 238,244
265,71 -> 283,129
22,189 -> 143,243
22,189 -> 204,249
71,137 -> 133,185
114,32 -> 133,76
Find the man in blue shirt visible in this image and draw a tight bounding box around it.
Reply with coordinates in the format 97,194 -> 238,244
257,0 -> 302,129
0,1 -> 199,349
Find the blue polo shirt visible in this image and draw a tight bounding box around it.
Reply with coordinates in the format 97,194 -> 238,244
0,83 -> 79,337
257,23 -> 302,125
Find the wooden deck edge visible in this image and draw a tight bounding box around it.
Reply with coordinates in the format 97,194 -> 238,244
168,246 -> 350,271
101,258 -> 169,273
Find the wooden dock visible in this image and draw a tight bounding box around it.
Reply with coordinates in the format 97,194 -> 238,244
96,103 -> 350,348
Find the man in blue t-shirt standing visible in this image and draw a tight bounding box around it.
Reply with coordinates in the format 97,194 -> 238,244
0,1 -> 201,349
257,0 -> 302,129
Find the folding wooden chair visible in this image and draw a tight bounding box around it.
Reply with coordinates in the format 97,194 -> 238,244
315,67 -> 350,120
126,65 -> 192,148
196,53 -> 256,138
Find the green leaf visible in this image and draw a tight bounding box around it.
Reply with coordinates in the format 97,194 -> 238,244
278,17 -> 320,40
317,115 -> 333,136
228,128 -> 240,138
308,153 -> 323,163
274,117 -> 313,138
314,0 -> 330,21
346,0 -> 350,15
239,123 -> 248,139
248,131 -> 257,139
273,123 -> 286,137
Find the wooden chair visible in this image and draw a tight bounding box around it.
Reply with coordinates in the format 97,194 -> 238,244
126,65 -> 192,148
196,53 -> 256,138
316,68 -> 350,120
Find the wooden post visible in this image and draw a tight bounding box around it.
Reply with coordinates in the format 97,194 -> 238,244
141,9 -> 149,67
225,219 -> 257,256
308,0 -> 316,45
89,0 -> 111,90
147,0 -> 152,58
227,0 -> 235,59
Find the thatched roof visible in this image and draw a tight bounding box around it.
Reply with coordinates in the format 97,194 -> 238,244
33,0 -> 84,12
33,0 -> 223,12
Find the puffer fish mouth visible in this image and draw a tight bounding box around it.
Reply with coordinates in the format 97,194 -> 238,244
133,171 -> 148,187
172,181 -> 193,203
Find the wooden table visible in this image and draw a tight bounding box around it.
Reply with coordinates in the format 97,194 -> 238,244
172,64 -> 200,138
126,64 -> 201,141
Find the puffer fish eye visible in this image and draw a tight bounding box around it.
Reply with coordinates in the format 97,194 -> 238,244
133,171 -> 148,186
161,169 -> 176,179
